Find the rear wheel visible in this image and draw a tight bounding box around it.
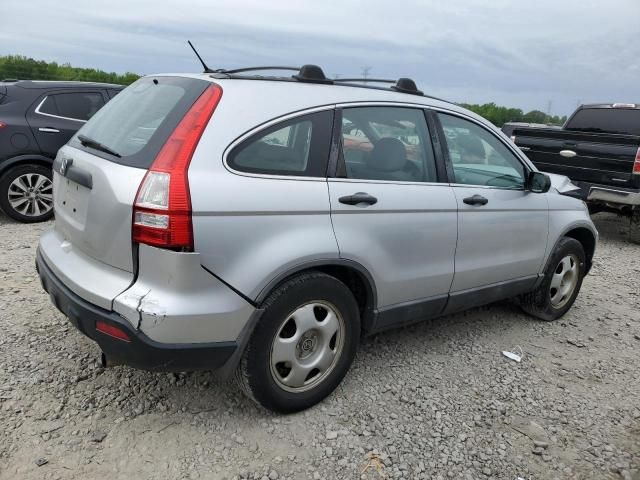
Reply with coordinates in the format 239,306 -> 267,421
0,164 -> 54,223
236,272 -> 360,413
629,209 -> 640,245
519,237 -> 586,321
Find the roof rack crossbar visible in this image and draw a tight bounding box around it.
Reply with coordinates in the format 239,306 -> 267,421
332,78 -> 396,84
221,66 -> 301,75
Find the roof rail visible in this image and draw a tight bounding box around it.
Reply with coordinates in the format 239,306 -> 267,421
333,78 -> 395,84
222,66 -> 300,75
209,62 -> 432,99
185,42 -> 429,98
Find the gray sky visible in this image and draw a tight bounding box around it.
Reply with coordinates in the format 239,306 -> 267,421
2,0 -> 639,115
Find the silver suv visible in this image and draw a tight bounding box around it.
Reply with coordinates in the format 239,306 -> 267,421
36,67 -> 597,412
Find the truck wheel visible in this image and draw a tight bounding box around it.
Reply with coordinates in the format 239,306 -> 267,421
0,164 -> 54,223
519,237 -> 586,321
629,209 -> 640,245
236,272 -> 360,413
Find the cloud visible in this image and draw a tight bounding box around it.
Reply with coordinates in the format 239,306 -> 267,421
1,0 -> 638,114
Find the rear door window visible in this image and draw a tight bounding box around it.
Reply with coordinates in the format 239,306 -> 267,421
107,89 -> 122,99
37,96 -> 59,116
37,92 -> 105,121
340,107 -> 437,182
228,110 -> 333,177
70,76 -> 210,168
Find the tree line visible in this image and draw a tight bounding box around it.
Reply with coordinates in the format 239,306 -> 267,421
1,55 -> 568,126
461,102 -> 567,127
0,55 -> 139,86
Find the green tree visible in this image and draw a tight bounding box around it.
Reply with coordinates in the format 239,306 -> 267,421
0,55 -> 139,85
460,103 -> 566,128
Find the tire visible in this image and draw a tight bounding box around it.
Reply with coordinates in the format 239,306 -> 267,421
0,164 -> 54,223
629,209 -> 640,245
236,271 -> 360,413
519,237 -> 586,321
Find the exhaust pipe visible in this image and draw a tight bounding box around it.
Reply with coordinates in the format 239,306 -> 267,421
100,352 -> 122,368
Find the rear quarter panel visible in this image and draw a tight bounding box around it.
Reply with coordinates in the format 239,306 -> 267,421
188,95 -> 340,301
189,172 -> 339,301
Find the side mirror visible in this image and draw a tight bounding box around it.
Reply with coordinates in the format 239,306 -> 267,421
527,171 -> 551,193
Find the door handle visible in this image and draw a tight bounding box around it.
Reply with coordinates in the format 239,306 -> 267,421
463,194 -> 488,206
560,150 -> 577,158
39,127 -> 60,133
338,192 -> 378,206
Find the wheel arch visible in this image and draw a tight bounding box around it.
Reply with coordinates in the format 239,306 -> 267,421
0,154 -> 54,177
563,227 -> 596,273
255,259 -> 378,333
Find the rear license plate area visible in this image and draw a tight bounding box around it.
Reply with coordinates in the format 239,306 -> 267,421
56,178 -> 90,224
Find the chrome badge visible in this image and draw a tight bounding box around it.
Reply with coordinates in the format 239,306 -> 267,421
60,157 -> 72,176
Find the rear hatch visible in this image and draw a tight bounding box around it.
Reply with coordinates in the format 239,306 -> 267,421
45,76 -> 213,302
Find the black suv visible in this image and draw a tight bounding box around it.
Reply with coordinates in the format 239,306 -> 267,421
0,80 -> 123,222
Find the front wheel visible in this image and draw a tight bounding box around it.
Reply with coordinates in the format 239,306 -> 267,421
519,237 -> 586,321
0,164 -> 54,223
236,272 -> 360,413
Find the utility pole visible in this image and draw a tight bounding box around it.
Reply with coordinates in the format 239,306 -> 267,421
361,66 -> 372,82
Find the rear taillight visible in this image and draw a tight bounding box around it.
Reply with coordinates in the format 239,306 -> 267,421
0,121 -> 6,129
133,84 -> 222,250
633,147 -> 640,175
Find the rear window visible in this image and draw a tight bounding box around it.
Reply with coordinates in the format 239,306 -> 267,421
70,76 -> 209,168
566,108 -> 640,136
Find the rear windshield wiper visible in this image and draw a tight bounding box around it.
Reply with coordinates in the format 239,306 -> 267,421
77,134 -> 121,158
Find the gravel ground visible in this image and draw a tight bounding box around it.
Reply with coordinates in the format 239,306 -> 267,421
1,211 -> 639,480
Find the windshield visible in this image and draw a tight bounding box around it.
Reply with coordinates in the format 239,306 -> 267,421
70,76 -> 209,168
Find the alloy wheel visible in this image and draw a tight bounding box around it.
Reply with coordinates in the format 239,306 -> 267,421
7,173 -> 53,218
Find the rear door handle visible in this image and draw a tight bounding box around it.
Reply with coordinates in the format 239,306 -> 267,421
338,192 -> 378,206
463,194 -> 488,206
560,150 -> 577,158
39,127 -> 60,133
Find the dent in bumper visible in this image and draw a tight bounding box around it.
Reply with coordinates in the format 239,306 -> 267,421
36,249 -> 238,372
113,244 -> 255,344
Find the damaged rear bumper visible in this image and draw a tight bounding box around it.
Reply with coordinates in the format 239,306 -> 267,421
36,249 -> 239,372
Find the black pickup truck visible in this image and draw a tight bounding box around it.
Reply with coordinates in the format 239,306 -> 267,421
503,103 -> 640,241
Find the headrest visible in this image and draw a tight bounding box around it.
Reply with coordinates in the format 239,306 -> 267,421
368,137 -> 407,171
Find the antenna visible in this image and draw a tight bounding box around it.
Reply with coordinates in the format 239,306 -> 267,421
187,40 -> 214,73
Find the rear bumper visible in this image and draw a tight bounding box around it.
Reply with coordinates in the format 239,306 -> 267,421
569,181 -> 640,207
36,249 -> 237,372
